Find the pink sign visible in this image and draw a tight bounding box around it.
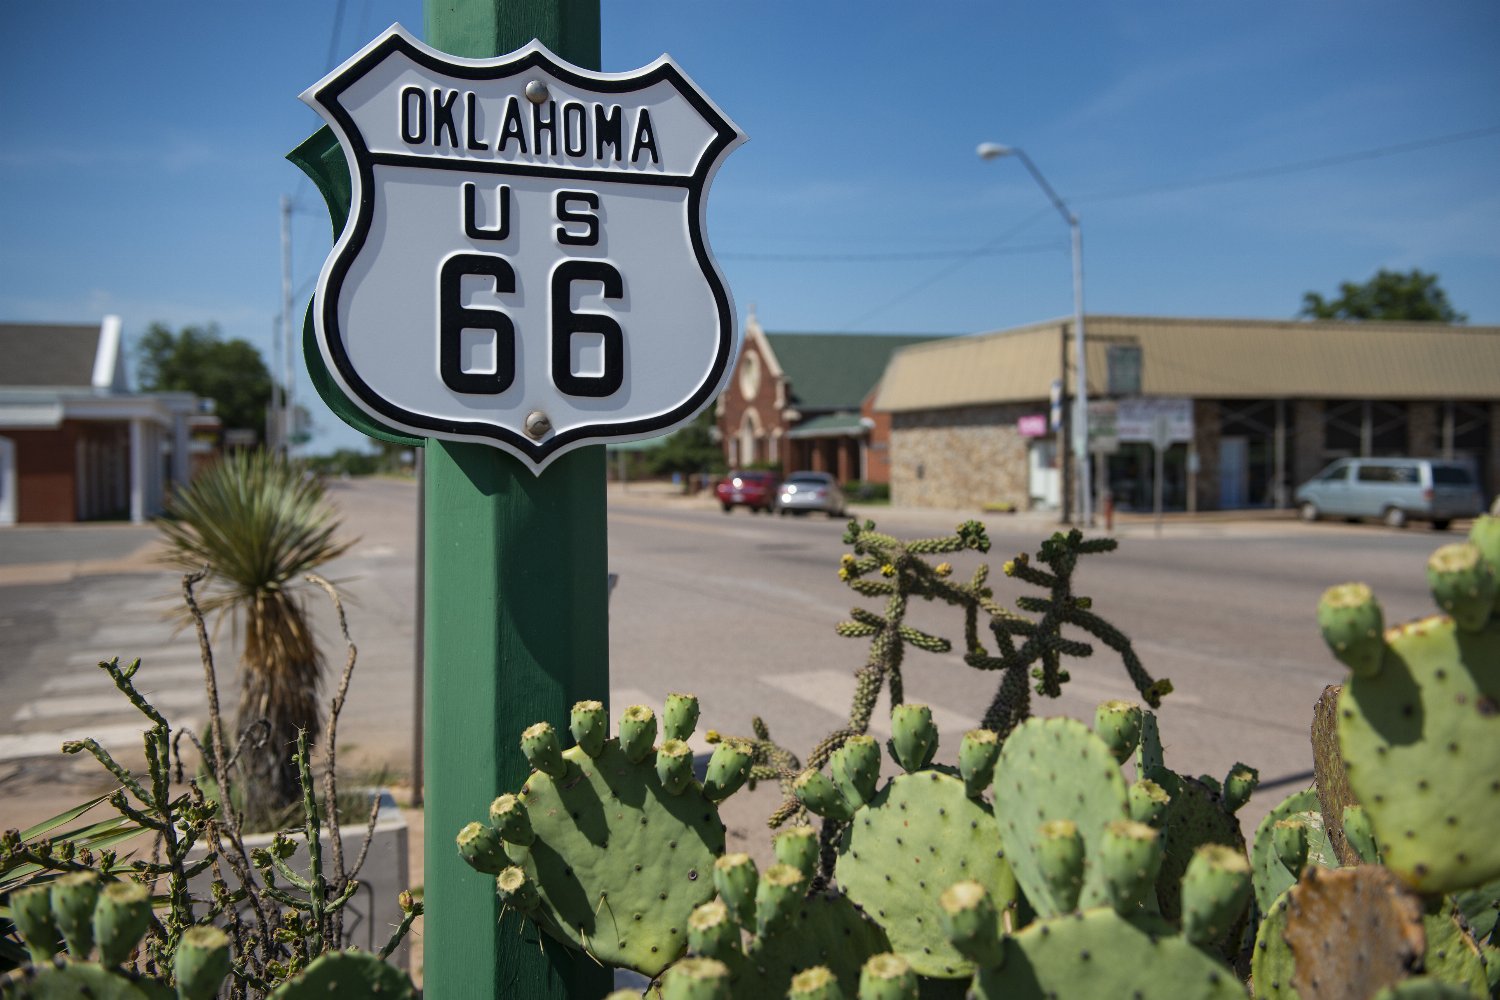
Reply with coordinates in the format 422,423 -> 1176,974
1018,414 -> 1049,438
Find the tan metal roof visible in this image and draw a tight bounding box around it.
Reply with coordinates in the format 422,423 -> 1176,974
875,315 -> 1500,412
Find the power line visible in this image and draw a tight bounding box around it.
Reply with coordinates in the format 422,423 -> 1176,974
721,241 -> 1062,263
1074,124 -> 1500,205
841,206 -> 1057,330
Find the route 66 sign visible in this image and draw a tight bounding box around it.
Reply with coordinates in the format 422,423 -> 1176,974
301,25 -> 745,472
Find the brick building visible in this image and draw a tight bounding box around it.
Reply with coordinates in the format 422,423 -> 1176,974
715,314 -> 943,483
874,315 -> 1500,512
0,319 -> 202,524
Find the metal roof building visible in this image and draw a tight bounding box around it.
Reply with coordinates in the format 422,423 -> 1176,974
873,316 -> 1500,513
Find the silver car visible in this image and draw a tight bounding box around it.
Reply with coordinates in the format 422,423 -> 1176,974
776,472 -> 847,518
1294,457 -> 1483,530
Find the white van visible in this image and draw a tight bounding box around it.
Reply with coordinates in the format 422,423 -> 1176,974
1294,457 -> 1484,530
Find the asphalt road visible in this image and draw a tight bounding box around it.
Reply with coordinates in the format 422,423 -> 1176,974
0,477 -> 1453,856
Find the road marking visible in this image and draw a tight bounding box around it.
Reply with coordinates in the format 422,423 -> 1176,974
0,719 -> 198,764
14,688 -> 205,722
43,664 -> 208,696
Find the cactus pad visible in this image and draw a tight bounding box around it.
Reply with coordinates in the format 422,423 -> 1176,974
1249,885 -> 1298,1000
993,716 -> 1130,918
463,702 -> 734,977
0,965 -> 174,1000
718,890 -> 890,1000
267,950 -> 417,999
1336,613 -> 1500,893
1419,901 -> 1488,998
1151,773 -> 1247,924
835,767 -> 1018,978
1250,788 -> 1338,914
968,907 -> 1246,999
1281,865 -> 1424,1000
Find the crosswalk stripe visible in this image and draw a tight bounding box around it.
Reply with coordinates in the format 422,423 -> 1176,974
0,719 -> 199,764
42,664 -> 210,696
13,688 -> 206,722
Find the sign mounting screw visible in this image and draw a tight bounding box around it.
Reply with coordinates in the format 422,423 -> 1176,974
524,79 -> 549,104
524,410 -> 552,440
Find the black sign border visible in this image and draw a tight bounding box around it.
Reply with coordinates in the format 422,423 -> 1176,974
308,30 -> 742,466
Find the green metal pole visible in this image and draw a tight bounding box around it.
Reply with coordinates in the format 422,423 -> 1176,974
420,3 -> 609,998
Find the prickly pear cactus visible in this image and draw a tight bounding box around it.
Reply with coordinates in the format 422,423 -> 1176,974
1249,788 -> 1338,914
1280,864 -> 1426,1000
0,965 -> 174,1000
993,715 -> 1130,918
680,858 -> 890,1000
1132,709 -> 1255,923
458,697 -> 749,977
1324,530 -> 1500,895
267,950 -> 417,999
949,885 -> 1245,1000
794,707 -> 1019,980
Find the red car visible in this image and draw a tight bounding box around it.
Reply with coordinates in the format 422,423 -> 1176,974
715,470 -> 781,514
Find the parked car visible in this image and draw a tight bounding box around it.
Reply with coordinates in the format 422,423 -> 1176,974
715,470 -> 780,513
776,471 -> 847,518
1293,457 -> 1484,530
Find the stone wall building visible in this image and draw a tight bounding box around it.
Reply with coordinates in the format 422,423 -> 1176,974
874,315 -> 1500,513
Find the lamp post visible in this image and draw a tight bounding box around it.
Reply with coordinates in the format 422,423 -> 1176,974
977,143 -> 1092,526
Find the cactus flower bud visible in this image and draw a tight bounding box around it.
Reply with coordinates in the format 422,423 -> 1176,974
457,822 -> 507,875
686,899 -> 739,961
1180,845 -> 1252,949
755,863 -> 806,937
661,956 -> 732,1000
702,739 -> 753,802
1221,762 -> 1259,815
788,966 -> 841,1000
521,721 -> 566,776
496,866 -> 541,913
49,870 -> 100,959
1427,542 -> 1496,632
1317,583 -> 1385,677
93,881 -> 151,968
11,884 -> 61,964
1035,819 -> 1085,913
618,705 -> 658,763
713,853 -> 758,927
829,735 -> 881,809
656,739 -> 694,795
1128,778 -> 1171,827
1094,700 -> 1143,764
937,881 -> 1004,968
489,794 -> 534,847
173,926 -> 232,1000
663,692 -> 701,742
772,825 -> 819,880
1098,820 -> 1162,915
793,768 -> 854,822
888,703 -> 937,773
958,729 -> 1000,797
859,952 -> 920,1000
570,700 -> 607,757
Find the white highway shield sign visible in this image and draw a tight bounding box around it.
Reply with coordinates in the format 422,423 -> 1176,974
301,26 -> 745,471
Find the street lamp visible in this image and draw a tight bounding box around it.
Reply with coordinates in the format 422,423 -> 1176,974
977,143 -> 1092,526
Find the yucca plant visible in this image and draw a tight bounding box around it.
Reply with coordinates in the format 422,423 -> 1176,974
158,449 -> 352,829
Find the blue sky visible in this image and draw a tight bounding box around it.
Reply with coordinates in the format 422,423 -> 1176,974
3,2 -> 1496,454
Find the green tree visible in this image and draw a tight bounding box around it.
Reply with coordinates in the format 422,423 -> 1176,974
135,323 -> 274,433
650,411 -> 725,481
1299,268 -> 1466,323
